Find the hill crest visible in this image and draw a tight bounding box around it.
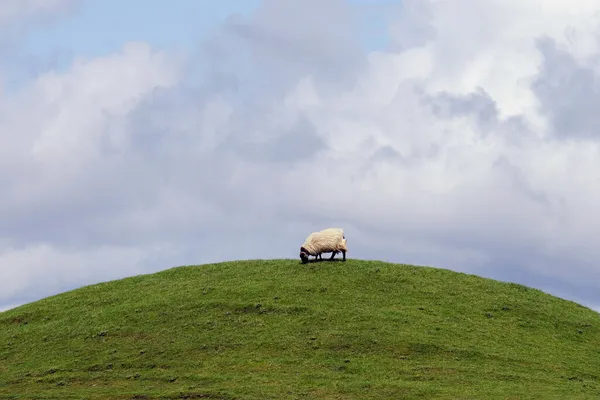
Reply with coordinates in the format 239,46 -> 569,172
2,259 -> 599,399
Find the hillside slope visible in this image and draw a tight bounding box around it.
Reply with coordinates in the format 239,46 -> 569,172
1,259 -> 600,399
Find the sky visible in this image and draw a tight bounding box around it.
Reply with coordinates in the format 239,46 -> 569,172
2,0 -> 600,313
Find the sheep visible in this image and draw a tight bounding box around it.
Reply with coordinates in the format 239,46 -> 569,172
314,228 -> 347,260
299,228 -> 347,264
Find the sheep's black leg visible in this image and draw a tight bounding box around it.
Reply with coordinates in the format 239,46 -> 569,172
330,251 -> 337,260
342,250 -> 346,261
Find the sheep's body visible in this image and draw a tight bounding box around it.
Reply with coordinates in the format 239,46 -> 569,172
299,228 -> 347,263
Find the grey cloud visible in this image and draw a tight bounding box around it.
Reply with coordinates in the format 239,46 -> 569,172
369,145 -> 406,164
496,115 -> 536,146
215,0 -> 367,95
532,36 -> 600,140
492,156 -> 552,206
367,143 -> 439,170
477,253 -> 600,313
220,111 -> 327,164
422,86 -> 540,148
425,87 -> 499,133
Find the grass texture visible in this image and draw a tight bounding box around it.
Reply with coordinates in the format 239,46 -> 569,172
2,259 -> 600,399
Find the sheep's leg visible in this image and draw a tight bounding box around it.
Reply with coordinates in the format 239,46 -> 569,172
342,250 -> 346,261
329,251 -> 337,260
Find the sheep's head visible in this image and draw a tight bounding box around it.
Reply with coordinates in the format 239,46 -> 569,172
299,247 -> 309,263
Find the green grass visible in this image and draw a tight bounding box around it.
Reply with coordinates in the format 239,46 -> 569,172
1,259 -> 600,399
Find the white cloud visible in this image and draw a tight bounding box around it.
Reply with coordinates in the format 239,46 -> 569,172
0,304 -> 18,312
3,0 -> 600,311
0,243 -> 148,305
0,41 -> 184,221
0,41 -> 188,306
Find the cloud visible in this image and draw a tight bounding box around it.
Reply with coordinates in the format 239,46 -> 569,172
0,41 -> 188,306
0,0 -> 77,27
0,0 -> 78,46
0,243 -> 148,305
3,0 -> 600,311
0,0 -> 80,92
218,0 -> 365,93
0,304 -> 18,312
531,36 -> 600,140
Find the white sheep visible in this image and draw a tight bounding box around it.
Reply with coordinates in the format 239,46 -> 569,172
299,228 -> 347,264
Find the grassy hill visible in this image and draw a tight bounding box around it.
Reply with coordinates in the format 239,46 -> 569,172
1,259 -> 600,400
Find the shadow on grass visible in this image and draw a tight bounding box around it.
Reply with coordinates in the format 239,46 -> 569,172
300,258 -> 347,264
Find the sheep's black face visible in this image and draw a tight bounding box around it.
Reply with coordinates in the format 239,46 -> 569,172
299,247 -> 309,263
300,252 -> 309,263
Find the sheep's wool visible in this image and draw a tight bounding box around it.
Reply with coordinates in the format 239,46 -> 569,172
301,228 -> 347,255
